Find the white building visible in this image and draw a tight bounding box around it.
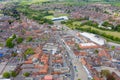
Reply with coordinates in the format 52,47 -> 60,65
42,43 -> 58,55
80,32 -> 105,46
52,16 -> 68,21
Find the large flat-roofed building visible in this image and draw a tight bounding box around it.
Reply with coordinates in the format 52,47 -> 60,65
53,67 -> 70,73
80,32 -> 105,46
44,75 -> 53,80
79,43 -> 99,49
52,16 -> 68,21
42,43 -> 58,55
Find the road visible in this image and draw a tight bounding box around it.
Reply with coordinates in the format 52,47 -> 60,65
55,31 -> 88,80
54,21 -> 88,80
54,32 -> 74,80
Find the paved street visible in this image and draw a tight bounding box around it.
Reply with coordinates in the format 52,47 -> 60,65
54,30 -> 88,80
54,21 -> 89,80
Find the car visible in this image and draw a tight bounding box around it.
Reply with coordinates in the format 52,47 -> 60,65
65,74 -> 71,77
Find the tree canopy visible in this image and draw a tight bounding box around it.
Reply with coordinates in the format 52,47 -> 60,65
3,72 -> 10,78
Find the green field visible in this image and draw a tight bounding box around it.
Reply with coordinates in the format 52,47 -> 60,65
64,20 -> 120,43
44,15 -> 54,19
81,25 -> 120,38
0,43 -> 3,47
67,21 -> 120,38
110,2 -> 120,7
16,0 -> 50,5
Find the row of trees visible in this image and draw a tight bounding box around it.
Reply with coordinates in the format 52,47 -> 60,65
3,71 -> 17,78
81,20 -> 120,32
17,4 -> 53,24
3,71 -> 30,78
102,21 -> 114,28
80,20 -> 98,27
101,21 -> 120,32
64,19 -> 120,32
114,24 -> 120,32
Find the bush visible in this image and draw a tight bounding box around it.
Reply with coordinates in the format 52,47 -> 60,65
17,37 -> 23,44
115,24 -> 120,32
61,21 -> 66,24
3,72 -> 10,78
11,53 -> 17,57
23,72 -> 30,77
10,71 -> 17,77
107,74 -> 115,80
101,70 -> 110,77
24,48 -> 34,55
6,38 -> 14,48
26,37 -> 33,42
102,21 -> 114,28
80,21 -> 98,27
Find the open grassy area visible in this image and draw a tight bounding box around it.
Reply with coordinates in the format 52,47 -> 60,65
0,43 -> 3,47
73,21 -> 81,25
81,25 -> 120,38
17,0 -> 50,5
110,2 -> 120,7
48,10 -> 55,14
67,21 -> 120,38
55,13 -> 69,17
44,15 -> 54,19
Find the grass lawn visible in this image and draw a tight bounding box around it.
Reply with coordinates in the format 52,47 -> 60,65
0,43 -> 3,47
109,2 -> 120,7
81,25 -> 120,38
44,15 -> 54,19
44,13 -> 69,19
48,10 -> 55,14
54,13 -> 69,17
19,0 -> 50,5
73,21 -> 81,25
66,21 -> 120,39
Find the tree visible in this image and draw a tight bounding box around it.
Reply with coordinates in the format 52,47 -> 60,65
111,46 -> 115,50
23,72 -> 30,77
26,37 -> 33,42
3,72 -> 10,78
115,24 -> 120,32
95,49 -> 98,54
6,38 -> 14,48
24,48 -> 34,55
10,71 -> 17,77
101,70 -> 110,77
12,34 -> 16,39
11,53 -> 17,57
23,54 -> 27,60
17,37 -> 23,44
102,21 -> 114,28
61,21 -> 66,24
8,20 -> 14,24
107,74 -> 115,80
75,43 -> 80,50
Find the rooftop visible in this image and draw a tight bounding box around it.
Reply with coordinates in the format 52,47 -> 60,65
80,32 -> 105,46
